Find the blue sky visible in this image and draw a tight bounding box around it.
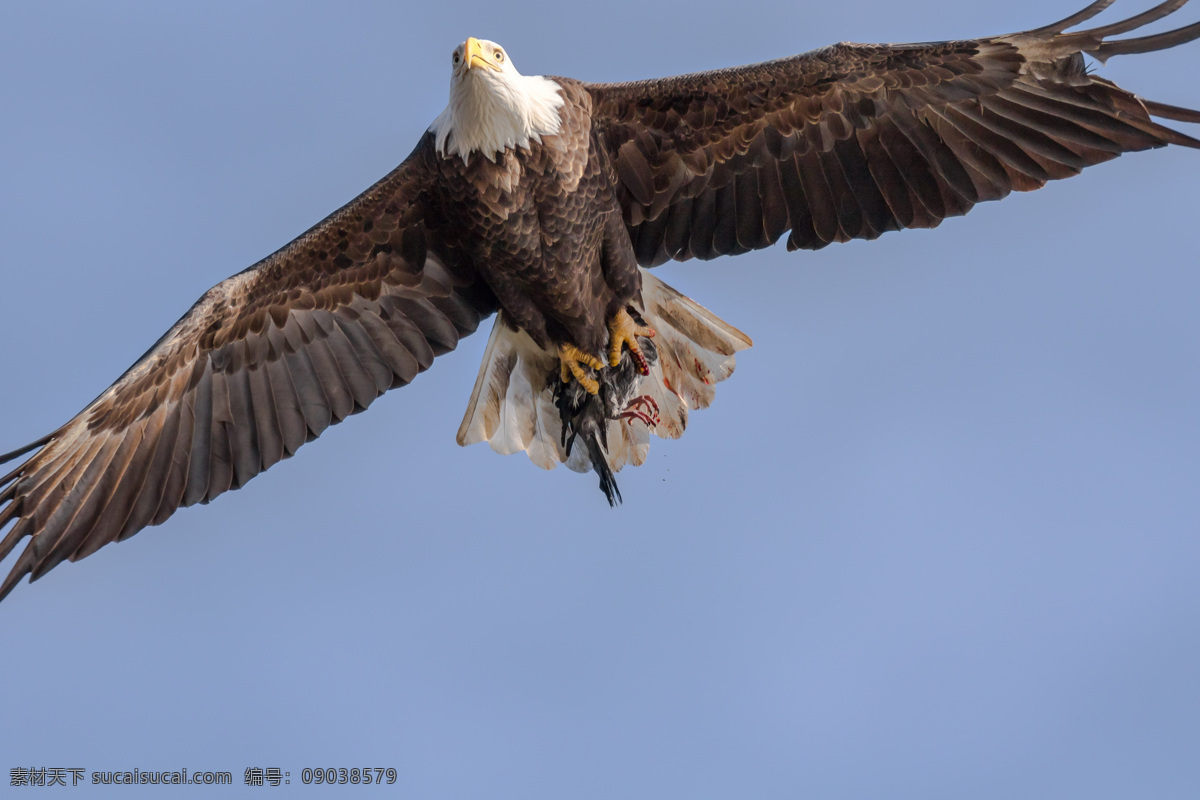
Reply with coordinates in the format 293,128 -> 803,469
1,1 -> 1198,797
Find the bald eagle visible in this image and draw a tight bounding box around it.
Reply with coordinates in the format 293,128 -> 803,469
1,1 -> 1198,601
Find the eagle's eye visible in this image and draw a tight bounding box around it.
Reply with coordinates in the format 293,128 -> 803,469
453,52 -> 461,64
494,51 -> 504,62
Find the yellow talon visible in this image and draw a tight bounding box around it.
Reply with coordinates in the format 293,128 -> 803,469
558,342 -> 604,395
607,308 -> 656,369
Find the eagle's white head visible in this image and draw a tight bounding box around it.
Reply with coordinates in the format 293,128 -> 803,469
430,37 -> 565,163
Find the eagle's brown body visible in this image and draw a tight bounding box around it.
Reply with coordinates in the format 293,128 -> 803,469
3,1 -> 1200,601
429,79 -> 640,355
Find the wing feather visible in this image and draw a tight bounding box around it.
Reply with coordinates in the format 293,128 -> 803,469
122,401 -> 181,538
73,419 -> 160,560
225,365 -> 262,488
264,356 -> 308,456
0,136 -> 495,600
588,2 -> 1200,265
181,365 -> 215,509
247,360 -> 286,471
206,370 -> 237,498
284,345 -> 334,438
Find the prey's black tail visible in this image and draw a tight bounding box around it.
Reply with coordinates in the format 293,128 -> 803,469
578,412 -> 622,507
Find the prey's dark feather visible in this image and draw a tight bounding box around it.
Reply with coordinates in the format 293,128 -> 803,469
555,328 -> 660,507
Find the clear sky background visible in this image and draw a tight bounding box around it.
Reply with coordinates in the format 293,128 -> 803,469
1,1 -> 1198,797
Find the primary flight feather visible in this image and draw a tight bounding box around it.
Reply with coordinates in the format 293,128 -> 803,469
2,1 -> 1198,601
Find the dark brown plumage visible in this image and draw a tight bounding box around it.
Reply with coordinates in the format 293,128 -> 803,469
591,0 -> 1200,261
2,1 -> 1198,601
429,80 -> 642,356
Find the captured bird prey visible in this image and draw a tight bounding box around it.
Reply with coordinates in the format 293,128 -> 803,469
1,1 -> 1198,602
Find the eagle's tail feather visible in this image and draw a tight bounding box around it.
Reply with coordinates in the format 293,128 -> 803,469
455,313 -> 564,469
456,268 -> 751,498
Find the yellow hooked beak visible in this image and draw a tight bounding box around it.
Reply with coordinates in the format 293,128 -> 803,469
464,37 -> 500,72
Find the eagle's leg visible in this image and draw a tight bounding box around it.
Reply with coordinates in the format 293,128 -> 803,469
607,308 -> 656,374
559,343 -> 604,395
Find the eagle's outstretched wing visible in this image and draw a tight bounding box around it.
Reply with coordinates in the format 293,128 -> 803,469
587,0 -> 1200,265
0,136 -> 495,601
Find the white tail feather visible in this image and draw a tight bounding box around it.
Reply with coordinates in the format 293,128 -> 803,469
456,268 -> 752,474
